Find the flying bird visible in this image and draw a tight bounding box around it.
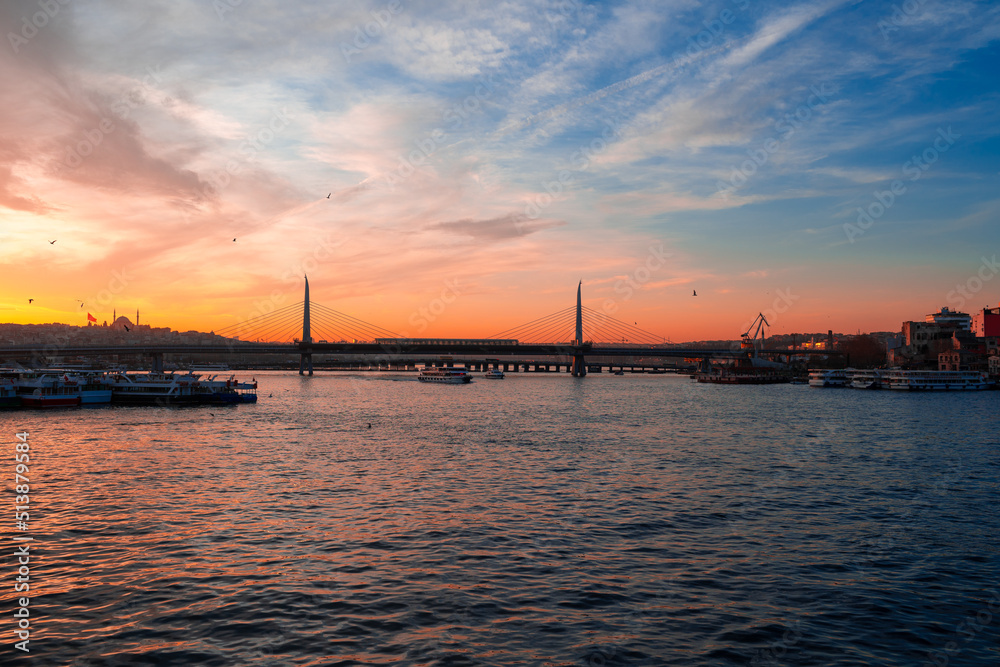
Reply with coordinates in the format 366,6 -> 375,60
49,240 -> 56,244
28,299 -> 33,304
233,238 -> 236,242
123,325 -> 130,332
692,290 -> 697,297
326,193 -> 331,198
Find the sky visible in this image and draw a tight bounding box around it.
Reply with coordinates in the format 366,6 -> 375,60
1,0 -> 999,343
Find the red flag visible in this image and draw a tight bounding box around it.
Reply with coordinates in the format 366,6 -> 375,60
87,312 -> 97,322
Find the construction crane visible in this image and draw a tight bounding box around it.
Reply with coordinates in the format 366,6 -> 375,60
741,313 -> 769,357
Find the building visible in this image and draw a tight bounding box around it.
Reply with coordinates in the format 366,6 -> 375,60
971,306 -> 1000,338
938,347 -> 984,372
925,306 -> 971,331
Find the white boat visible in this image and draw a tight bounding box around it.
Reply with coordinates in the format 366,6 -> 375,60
882,369 -> 991,391
808,369 -> 850,387
418,366 -> 472,384
109,371 -> 201,405
483,369 -> 505,379
849,369 -> 883,390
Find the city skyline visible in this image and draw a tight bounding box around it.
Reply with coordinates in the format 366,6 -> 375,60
2,0 -> 999,341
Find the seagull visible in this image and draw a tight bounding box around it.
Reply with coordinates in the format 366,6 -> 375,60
49,240 -> 56,244
692,290 -> 697,296
123,325 -> 130,332
326,193 -> 331,198
232,238 -> 236,242
28,299 -> 33,304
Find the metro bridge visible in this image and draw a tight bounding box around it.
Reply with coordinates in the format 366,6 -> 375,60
0,279 -> 833,375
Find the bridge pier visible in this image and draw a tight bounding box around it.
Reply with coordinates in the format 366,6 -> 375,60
299,351 -> 313,376
149,352 -> 164,373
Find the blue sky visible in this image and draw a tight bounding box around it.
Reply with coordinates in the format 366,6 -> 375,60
1,0 -> 999,340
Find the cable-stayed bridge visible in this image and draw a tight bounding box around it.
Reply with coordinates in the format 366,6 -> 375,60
0,278 -> 829,375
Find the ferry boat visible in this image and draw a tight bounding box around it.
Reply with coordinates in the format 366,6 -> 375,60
808,369 -> 850,387
418,366 -> 472,384
67,371 -> 113,404
695,368 -> 789,384
483,369 -> 505,379
109,371 -> 201,405
0,379 -> 20,409
882,369 -> 991,391
849,369 -> 883,390
194,375 -> 258,404
15,373 -> 82,408
187,363 -> 230,373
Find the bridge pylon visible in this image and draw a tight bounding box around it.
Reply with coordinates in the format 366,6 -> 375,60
299,275 -> 313,376
571,280 -> 587,377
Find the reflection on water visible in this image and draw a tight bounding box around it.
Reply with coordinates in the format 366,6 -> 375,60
2,372 -> 998,665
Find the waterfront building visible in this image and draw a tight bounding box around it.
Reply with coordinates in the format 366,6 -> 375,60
971,306 -> 1000,338
925,306 -> 972,331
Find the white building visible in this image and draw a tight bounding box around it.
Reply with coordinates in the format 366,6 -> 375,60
925,307 -> 971,332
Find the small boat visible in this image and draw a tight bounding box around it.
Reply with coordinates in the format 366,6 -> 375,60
483,369 -> 505,379
613,370 -> 625,376
418,366 -> 472,384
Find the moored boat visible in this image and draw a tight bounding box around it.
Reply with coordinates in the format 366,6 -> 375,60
483,369 -> 505,379
418,366 -> 472,384
0,379 -> 21,409
68,371 -> 113,404
696,368 -> 789,384
195,374 -> 259,404
108,371 -> 201,405
849,369 -> 883,390
882,369 -> 991,391
808,369 -> 850,387
15,373 -> 82,408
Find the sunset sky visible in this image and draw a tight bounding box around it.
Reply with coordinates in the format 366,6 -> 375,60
2,0 -> 999,342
